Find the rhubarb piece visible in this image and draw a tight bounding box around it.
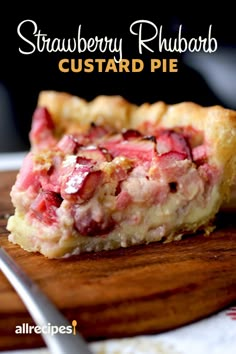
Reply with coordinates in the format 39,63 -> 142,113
29,107 -> 56,148
62,167 -> 102,202
101,138 -> 156,163
156,130 -> 191,158
57,135 -> 81,154
7,91 -> 236,259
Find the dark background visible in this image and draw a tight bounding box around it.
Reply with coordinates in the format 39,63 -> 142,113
1,7 -> 235,151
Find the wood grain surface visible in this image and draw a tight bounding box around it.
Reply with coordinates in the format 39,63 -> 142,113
0,171 -> 236,351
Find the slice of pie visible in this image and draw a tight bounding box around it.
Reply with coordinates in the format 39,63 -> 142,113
7,91 -> 236,258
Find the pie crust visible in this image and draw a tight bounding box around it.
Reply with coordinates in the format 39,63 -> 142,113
7,91 -> 236,258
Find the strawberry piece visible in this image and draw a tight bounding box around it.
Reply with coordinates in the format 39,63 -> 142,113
156,130 -> 191,158
75,217 -> 115,236
30,190 -> 62,224
73,208 -> 115,236
122,129 -> 142,140
29,107 -> 56,147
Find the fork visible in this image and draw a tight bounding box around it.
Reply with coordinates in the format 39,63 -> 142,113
0,247 -> 93,354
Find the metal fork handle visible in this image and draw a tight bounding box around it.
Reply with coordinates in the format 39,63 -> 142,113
0,247 -> 93,354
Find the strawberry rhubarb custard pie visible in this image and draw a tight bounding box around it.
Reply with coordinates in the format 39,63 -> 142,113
7,91 -> 236,258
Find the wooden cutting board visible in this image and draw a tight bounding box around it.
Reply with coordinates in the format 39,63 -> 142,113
0,170 -> 236,351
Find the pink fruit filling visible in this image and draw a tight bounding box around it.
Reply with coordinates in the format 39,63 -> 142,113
30,191 -> 62,224
13,107 -> 218,236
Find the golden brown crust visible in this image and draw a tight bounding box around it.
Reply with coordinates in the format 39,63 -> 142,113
38,90 -> 236,180
38,91 -> 136,133
7,91 -> 236,258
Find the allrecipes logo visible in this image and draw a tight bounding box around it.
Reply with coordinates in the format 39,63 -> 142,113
15,320 -> 77,336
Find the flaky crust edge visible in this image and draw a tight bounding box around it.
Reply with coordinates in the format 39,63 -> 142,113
38,90 -> 236,191
7,91 -> 236,258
